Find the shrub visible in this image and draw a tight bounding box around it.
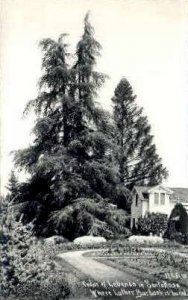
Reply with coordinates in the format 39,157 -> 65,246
128,235 -> 164,245
166,203 -> 188,244
137,213 -> 168,236
73,235 -> 106,246
169,232 -> 185,244
0,202 -> 71,300
43,235 -> 67,245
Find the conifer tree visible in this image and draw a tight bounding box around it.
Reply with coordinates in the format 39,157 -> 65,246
13,14 -> 125,239
112,78 -> 168,188
6,170 -> 19,201
13,32 -> 73,235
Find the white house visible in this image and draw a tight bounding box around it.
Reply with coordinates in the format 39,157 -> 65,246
131,185 -> 188,228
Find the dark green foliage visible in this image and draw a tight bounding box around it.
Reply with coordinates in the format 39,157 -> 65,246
49,198 -> 130,240
137,212 -> 168,236
12,14 -> 126,239
0,199 -> 14,298
112,184 -> 132,212
166,203 -> 188,244
112,78 -> 168,188
0,201 -> 71,300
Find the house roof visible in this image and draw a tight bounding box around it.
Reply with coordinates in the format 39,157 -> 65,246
134,186 -> 188,203
134,186 -> 154,200
169,188 -> 188,203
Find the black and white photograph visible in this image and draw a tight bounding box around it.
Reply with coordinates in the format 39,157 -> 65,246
0,0 -> 188,299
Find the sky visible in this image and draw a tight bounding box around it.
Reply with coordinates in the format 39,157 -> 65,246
0,0 -> 188,195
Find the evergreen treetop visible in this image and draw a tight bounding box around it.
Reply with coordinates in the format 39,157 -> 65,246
112,78 -> 168,188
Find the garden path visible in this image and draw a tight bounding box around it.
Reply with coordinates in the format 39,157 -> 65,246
58,249 -> 137,282
58,250 -> 188,300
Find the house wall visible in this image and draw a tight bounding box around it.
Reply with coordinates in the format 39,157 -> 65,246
148,187 -> 174,216
142,200 -> 149,217
130,193 -> 142,228
130,186 -> 183,228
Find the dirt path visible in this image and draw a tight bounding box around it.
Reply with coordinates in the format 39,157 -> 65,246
58,249 -> 137,282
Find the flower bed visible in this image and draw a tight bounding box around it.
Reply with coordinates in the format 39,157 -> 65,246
85,240 -> 188,289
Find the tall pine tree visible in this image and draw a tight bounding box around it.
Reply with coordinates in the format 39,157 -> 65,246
112,78 -> 168,188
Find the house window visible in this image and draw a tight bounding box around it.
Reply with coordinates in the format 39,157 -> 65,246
133,218 -> 136,227
154,193 -> 159,205
160,193 -> 165,205
143,193 -> 149,199
135,194 -> 138,206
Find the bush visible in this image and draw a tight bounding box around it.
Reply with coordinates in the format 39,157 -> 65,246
73,235 -> 106,246
43,235 -> 67,245
137,213 -> 168,236
166,203 -> 188,244
168,232 -> 185,244
0,202 -> 71,300
128,235 -> 164,245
